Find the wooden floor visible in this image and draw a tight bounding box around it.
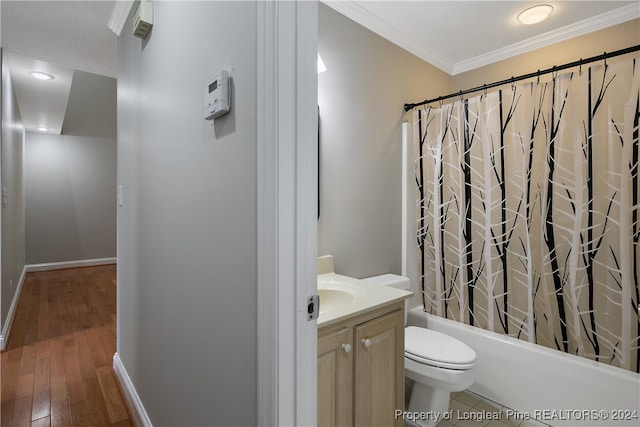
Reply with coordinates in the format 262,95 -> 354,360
1,265 -> 135,427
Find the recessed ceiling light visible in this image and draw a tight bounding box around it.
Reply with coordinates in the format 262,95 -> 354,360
29,71 -> 55,81
517,4 -> 553,25
37,126 -> 49,132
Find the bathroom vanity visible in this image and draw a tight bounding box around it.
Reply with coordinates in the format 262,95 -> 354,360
317,265 -> 412,427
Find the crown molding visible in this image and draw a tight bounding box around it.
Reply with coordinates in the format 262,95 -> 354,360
108,0 -> 135,36
322,0 -> 455,74
322,1 -> 639,76
453,3 -> 640,75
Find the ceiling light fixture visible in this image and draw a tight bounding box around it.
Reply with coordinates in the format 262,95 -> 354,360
517,4 -> 553,25
29,71 -> 55,81
37,126 -> 49,132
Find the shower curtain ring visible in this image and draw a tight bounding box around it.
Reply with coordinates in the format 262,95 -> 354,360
579,59 -> 583,75
604,52 -> 608,68
536,71 -> 540,85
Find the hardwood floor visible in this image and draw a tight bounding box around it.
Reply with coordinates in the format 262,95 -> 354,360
1,265 -> 135,427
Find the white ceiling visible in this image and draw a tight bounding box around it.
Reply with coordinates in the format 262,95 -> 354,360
5,52 -> 74,134
324,1 -> 640,75
1,0 -> 122,134
1,0 -> 119,78
0,1 -> 638,134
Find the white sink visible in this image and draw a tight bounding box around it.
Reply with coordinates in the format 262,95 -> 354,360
318,288 -> 355,314
317,275 -> 366,314
316,266 -> 413,327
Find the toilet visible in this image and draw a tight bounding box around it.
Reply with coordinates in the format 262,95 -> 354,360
362,274 -> 477,427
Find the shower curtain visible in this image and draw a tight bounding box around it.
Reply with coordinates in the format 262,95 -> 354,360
413,56 -> 640,373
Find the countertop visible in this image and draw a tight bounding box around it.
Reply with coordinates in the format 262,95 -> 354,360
317,273 -> 413,328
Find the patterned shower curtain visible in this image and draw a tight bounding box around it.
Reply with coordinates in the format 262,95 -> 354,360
413,56 -> 640,373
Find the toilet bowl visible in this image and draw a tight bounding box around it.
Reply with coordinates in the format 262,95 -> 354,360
404,326 -> 476,426
362,275 -> 477,427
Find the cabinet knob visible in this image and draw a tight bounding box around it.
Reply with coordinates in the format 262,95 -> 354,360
362,338 -> 372,348
341,343 -> 352,353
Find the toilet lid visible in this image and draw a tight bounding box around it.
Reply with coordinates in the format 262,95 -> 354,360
405,326 -> 477,370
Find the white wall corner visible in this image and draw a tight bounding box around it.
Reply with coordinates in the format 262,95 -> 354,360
112,353 -> 153,427
0,265 -> 27,351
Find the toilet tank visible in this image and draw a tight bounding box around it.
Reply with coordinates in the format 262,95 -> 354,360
361,274 -> 411,322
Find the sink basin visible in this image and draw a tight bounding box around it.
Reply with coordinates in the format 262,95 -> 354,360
317,272 -> 412,328
317,275 -> 367,315
318,288 -> 355,314
316,272 -> 412,326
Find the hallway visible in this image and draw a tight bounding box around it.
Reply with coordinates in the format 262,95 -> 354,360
1,265 -> 134,426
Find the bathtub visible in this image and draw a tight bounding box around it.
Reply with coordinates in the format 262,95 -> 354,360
406,306 -> 640,427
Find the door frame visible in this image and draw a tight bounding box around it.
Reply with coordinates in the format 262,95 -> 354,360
257,1 -> 318,426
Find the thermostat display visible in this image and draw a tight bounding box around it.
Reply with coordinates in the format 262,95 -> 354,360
204,70 -> 230,120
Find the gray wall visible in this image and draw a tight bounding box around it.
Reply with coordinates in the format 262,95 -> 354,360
24,70 -> 116,264
24,132 -> 116,264
117,2 -> 257,424
317,4 -> 450,278
1,50 -> 26,333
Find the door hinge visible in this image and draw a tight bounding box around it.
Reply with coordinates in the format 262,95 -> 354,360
307,294 -> 319,321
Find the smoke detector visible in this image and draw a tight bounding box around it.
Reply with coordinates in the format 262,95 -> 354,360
133,0 -> 153,39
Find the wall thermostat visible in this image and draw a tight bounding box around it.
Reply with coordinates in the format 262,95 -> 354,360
204,70 -> 231,120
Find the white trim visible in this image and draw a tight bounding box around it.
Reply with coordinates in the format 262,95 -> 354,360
0,266 -> 27,351
276,4 -> 298,421
402,122 -> 409,277
257,0 -> 279,424
112,353 -> 153,427
24,257 -> 117,272
321,1 -> 639,75
322,0 -> 454,73
108,1 -> 135,36
294,3 -> 319,425
453,3 -> 640,75
257,1 -> 318,425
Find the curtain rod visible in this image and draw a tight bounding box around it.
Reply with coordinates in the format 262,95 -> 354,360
404,44 -> 640,112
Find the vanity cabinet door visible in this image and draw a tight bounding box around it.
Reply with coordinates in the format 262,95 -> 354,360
354,309 -> 404,427
318,327 -> 353,427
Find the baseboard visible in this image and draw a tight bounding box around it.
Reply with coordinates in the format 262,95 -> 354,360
25,257 -> 117,273
113,353 -> 152,427
0,266 -> 27,351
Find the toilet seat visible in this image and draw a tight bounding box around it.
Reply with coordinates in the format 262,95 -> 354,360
405,326 -> 476,370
